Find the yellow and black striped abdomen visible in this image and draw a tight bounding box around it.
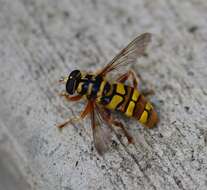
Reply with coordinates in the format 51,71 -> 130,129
98,82 -> 158,128
76,75 -> 158,128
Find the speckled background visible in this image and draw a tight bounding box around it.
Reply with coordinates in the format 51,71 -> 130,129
0,0 -> 207,190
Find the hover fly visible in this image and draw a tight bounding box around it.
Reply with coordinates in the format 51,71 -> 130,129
58,33 -> 158,155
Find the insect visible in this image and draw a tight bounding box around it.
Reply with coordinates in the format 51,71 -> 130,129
58,33 -> 158,155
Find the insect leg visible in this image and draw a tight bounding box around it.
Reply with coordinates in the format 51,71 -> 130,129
111,119 -> 134,144
79,101 -> 94,119
57,101 -> 93,129
116,69 -> 140,88
98,107 -> 134,144
59,92 -> 82,101
57,116 -> 81,129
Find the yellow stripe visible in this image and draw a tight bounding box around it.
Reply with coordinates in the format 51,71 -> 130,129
139,110 -> 148,124
96,80 -> 106,102
77,82 -> 83,93
106,95 -> 123,110
125,101 -> 135,117
116,83 -> 125,95
97,80 -> 106,97
87,83 -> 93,96
132,89 -> 139,101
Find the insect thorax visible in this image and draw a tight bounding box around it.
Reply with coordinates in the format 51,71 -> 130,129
76,74 -> 109,100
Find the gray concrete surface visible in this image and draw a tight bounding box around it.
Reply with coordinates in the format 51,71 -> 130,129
0,0 -> 207,189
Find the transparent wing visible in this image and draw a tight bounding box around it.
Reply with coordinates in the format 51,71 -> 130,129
91,104 -> 112,155
98,33 -> 151,76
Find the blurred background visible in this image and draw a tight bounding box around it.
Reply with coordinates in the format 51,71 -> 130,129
0,0 -> 207,190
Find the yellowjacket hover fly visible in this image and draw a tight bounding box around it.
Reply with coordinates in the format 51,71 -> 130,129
58,33 -> 158,155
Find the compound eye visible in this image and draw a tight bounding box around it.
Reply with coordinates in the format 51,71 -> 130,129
66,70 -> 81,94
66,79 -> 76,94
70,70 -> 81,79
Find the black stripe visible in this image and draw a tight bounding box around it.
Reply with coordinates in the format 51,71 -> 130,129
85,74 -> 93,80
116,97 -> 125,110
103,81 -> 111,96
133,94 -> 147,119
132,92 -> 141,116
79,74 -> 97,96
116,86 -> 132,112
101,83 -> 115,105
90,75 -> 103,99
115,85 -> 128,110
79,81 -> 89,95
123,87 -> 133,113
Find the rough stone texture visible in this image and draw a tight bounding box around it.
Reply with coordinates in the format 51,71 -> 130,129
0,0 -> 207,190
